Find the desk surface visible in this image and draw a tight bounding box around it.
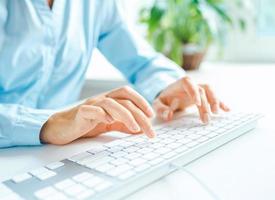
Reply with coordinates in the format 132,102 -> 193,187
1,62 -> 275,200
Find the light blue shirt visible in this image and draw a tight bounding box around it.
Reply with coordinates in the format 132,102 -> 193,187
0,0 -> 184,148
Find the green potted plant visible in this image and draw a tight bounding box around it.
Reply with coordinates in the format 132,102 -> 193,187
140,0 -> 247,70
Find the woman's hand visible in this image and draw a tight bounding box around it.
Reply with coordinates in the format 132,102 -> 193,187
40,86 -> 155,145
153,77 -> 230,123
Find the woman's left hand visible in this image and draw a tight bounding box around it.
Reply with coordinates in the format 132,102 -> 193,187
153,76 -> 230,123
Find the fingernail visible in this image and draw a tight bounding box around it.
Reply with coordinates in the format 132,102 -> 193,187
213,104 -> 219,114
203,113 -> 210,123
106,115 -> 113,123
196,98 -> 201,106
162,110 -> 170,120
147,108 -> 155,118
149,129 -> 156,138
131,124 -> 141,132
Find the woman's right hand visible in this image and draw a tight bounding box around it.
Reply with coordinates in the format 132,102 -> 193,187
40,86 -> 155,145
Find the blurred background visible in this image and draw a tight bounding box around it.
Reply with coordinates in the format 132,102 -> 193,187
122,0 -> 275,63
84,0 -> 275,97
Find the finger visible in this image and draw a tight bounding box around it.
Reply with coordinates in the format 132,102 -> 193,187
170,98 -> 181,111
118,100 -> 155,138
153,98 -> 173,121
201,84 -> 219,114
107,86 -> 154,118
182,77 -> 201,106
220,102 -> 230,112
96,98 -> 141,133
77,105 -> 113,123
197,87 -> 211,123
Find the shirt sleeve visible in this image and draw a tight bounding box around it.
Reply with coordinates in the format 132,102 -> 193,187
97,1 -> 185,103
0,104 -> 54,148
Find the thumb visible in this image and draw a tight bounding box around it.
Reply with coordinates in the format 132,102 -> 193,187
153,98 -> 173,121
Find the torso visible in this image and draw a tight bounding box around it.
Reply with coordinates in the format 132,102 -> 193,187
0,0 -> 105,109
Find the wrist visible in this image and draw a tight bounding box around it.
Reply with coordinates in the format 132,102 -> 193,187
39,114 -> 56,144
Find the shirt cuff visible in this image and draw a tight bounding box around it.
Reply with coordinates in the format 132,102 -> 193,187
11,108 -> 54,147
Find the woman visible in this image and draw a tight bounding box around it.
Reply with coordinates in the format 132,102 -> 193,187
0,0 -> 229,148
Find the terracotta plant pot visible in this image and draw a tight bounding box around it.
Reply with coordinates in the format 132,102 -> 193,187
181,44 -> 206,71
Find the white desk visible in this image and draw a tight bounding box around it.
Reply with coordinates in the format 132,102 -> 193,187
1,62 -> 275,200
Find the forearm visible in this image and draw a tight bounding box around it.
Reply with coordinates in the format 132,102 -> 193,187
132,54 -> 185,103
98,22 -> 185,103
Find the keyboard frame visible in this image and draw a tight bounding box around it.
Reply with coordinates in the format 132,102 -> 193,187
91,117 -> 260,200
2,113 -> 261,200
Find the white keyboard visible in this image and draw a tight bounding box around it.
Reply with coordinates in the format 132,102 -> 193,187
0,112 -> 262,200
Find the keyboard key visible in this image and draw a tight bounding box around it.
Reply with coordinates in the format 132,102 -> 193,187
112,151 -> 128,158
55,179 -> 75,190
124,152 -> 142,160
69,152 -> 91,162
196,130 -> 211,135
160,138 -> 176,144
85,156 -> 115,168
46,161 -> 64,170
207,132 -> 219,138
149,143 -> 163,149
30,167 -> 49,176
104,139 -> 125,147
185,141 -> 199,148
79,151 -> 111,166
154,147 -> 171,155
137,147 -> 154,154
173,134 -> 186,140
64,184 -> 86,196
76,190 -> 95,200
94,181 -> 113,191
125,136 -> 147,143
142,152 -> 159,160
197,136 -> 209,143
110,158 -> 128,166
215,128 -> 227,134
44,192 -> 68,200
118,170 -> 136,180
36,170 -> 56,181
87,146 -> 107,154
123,146 -> 139,153
95,163 -> 115,173
83,177 -> 104,188
119,141 -> 134,147
205,126 -> 218,131
34,186 -> 56,199
73,172 -> 94,182
107,164 -> 133,177
12,173 -> 32,183
166,142 -> 182,149
162,151 -> 177,159
134,164 -> 151,172
158,134 -> 170,139
177,138 -> 192,144
186,134 -> 202,140
107,146 -> 124,153
174,146 -> 189,153
149,157 -> 164,165
129,158 -> 147,166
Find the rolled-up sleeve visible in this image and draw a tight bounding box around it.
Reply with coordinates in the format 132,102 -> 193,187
0,104 -> 54,148
97,1 -> 185,103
